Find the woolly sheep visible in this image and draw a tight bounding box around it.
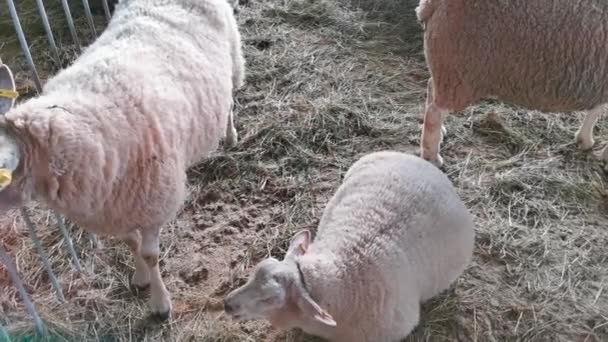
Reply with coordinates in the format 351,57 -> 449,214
0,0 -> 245,319
416,0 -> 608,168
223,151 -> 475,341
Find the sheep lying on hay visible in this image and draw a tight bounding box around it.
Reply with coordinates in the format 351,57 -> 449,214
224,151 -> 475,341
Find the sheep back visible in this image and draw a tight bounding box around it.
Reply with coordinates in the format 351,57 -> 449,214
311,151 -> 475,302
422,0 -> 608,112
1,0 -> 242,235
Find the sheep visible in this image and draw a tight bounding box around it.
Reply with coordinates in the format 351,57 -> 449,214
223,151 -> 475,342
0,0 -> 245,319
416,0 -> 608,168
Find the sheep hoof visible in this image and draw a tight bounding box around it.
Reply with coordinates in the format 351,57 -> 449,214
224,129 -> 238,150
429,156 -> 444,168
574,132 -> 594,151
149,292 -> 172,321
421,152 -> 444,168
150,309 -> 171,321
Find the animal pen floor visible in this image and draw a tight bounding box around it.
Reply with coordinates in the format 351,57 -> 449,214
1,0 -> 607,341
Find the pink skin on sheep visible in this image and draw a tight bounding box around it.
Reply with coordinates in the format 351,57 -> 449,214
0,0 -> 245,320
416,0 -> 608,168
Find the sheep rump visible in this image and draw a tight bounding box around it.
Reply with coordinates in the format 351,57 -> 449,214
417,0 -> 608,167
0,0 -> 244,318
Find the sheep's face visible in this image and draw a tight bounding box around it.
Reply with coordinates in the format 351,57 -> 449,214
224,230 -> 336,329
0,131 -> 22,210
223,257 -> 293,321
0,63 -> 23,210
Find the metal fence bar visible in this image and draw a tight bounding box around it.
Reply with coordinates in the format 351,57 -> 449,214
6,0 -> 85,289
2,0 -> 113,333
34,0 -> 61,65
54,213 -> 82,272
102,0 -> 112,22
60,0 -> 82,51
0,244 -> 47,336
21,208 -> 65,303
82,0 -> 97,37
6,0 -> 42,92
3,5 -> 69,304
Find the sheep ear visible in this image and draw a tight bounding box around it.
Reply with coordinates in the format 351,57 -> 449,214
296,286 -> 336,327
285,229 -> 311,260
0,63 -> 17,115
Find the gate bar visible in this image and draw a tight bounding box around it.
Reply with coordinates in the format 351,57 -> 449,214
82,0 -> 98,37
21,208 -> 65,303
60,0 -> 82,51
5,0 -> 42,92
0,244 -> 47,336
34,0 -> 61,64
54,213 -> 82,272
102,0 -> 112,22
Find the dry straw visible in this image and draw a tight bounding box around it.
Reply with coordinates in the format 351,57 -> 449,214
0,0 -> 606,341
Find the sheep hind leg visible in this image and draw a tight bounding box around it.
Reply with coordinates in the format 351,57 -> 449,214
420,101 -> 449,168
122,230 -> 150,290
141,229 -> 172,320
425,78 -> 447,143
224,102 -> 238,150
575,105 -> 604,150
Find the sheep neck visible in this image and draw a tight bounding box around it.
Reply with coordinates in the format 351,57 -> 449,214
296,252 -> 366,337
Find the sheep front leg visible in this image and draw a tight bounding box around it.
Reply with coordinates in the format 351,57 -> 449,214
141,229 -> 172,319
575,105 -> 604,150
425,78 -> 447,143
224,102 -> 238,150
122,230 -> 150,289
420,102 -> 448,168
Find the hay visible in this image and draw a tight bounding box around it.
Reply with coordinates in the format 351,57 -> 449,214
0,0 -> 607,341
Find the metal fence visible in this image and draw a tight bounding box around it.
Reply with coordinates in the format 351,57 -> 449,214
1,0 -> 113,337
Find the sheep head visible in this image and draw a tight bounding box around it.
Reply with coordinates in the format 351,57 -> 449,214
223,230 -> 336,329
0,62 -> 23,209
0,131 -> 20,190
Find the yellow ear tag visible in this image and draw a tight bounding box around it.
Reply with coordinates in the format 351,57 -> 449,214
0,169 -> 12,187
0,89 -> 19,99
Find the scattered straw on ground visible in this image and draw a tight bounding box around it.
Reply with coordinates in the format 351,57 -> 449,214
0,0 -> 607,341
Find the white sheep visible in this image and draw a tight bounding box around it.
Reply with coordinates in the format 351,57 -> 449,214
223,151 -> 475,341
416,0 -> 608,168
0,0 -> 245,319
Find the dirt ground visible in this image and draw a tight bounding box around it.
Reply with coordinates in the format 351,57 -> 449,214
1,0 -> 607,341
